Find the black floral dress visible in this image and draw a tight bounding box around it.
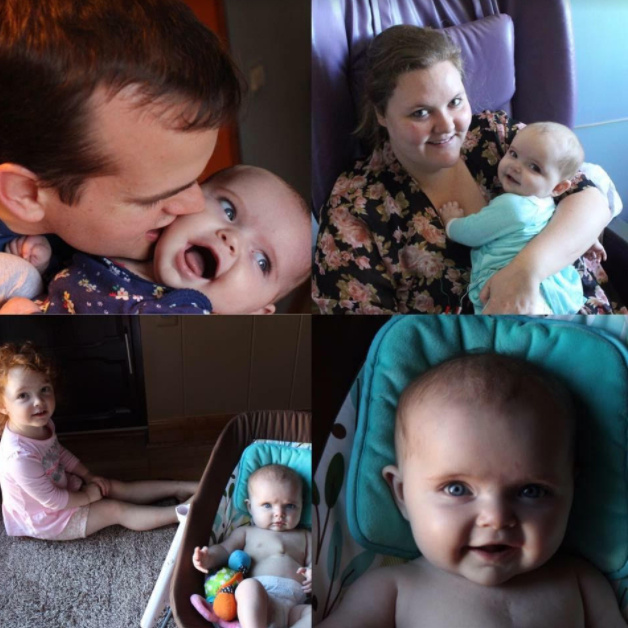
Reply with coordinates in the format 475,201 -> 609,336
313,111 -> 616,314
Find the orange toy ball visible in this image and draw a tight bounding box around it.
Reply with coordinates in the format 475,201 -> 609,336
213,590 -> 238,621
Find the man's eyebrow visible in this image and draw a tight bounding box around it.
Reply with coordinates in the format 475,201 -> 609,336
127,180 -> 197,206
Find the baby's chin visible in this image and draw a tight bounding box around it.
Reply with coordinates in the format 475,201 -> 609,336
459,568 -> 519,587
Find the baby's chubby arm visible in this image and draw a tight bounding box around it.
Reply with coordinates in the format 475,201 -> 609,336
193,525 -> 247,574
297,529 -> 313,594
576,558 -> 627,627
438,195 -> 528,248
317,568 -> 397,628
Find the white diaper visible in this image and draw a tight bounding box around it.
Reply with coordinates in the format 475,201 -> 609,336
254,575 -> 307,628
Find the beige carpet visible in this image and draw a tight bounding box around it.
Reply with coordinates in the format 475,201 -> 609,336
0,518 -> 180,628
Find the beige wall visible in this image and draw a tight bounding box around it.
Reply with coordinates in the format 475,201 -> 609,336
140,315 -> 311,422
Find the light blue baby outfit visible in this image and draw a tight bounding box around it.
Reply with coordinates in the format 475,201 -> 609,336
446,192 -> 585,314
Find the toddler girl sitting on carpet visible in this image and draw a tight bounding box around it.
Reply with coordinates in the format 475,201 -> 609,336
193,464 -> 312,628
0,342 -> 198,540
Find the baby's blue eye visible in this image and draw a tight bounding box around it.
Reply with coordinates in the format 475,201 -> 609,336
220,199 -> 236,221
254,252 -> 271,275
529,164 -> 542,174
519,485 -> 547,499
444,482 -> 469,497
262,503 -> 271,509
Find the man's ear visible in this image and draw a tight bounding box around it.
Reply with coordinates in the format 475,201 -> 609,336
382,464 -> 409,520
0,164 -> 47,224
551,179 -> 572,197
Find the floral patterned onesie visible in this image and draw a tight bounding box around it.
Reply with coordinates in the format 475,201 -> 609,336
313,111 -> 615,315
40,253 -> 212,314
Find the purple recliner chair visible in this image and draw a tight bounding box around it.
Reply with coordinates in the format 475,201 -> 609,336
311,0 -> 576,215
312,0 -> 628,304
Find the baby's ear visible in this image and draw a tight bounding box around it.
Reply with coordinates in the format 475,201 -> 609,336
551,179 -> 572,197
251,304 -> 276,315
0,164 -> 47,224
382,464 -> 409,520
244,498 -> 252,514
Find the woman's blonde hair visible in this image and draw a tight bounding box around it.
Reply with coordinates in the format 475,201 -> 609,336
0,342 -> 54,432
356,25 -> 464,150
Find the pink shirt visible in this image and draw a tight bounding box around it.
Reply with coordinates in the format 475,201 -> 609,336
0,420 -> 83,538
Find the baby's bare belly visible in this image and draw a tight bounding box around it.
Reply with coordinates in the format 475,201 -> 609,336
250,554 -> 302,583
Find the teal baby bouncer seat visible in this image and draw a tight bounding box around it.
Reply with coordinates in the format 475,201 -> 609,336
313,316 -> 628,623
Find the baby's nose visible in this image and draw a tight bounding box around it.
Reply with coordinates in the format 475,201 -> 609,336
218,229 -> 238,255
477,499 -> 517,530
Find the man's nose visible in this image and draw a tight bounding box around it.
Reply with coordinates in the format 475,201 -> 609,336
162,182 -> 205,216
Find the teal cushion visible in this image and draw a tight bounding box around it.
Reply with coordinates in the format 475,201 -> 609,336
346,316 -> 628,581
233,442 -> 312,528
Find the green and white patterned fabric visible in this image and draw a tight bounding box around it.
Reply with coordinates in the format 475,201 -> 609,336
313,315 -> 628,623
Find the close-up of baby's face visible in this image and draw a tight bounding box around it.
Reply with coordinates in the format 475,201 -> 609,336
497,127 -> 567,198
385,398 -> 574,587
152,166 -> 311,314
246,477 -> 303,532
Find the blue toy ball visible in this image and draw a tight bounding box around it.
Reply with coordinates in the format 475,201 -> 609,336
228,550 -> 252,572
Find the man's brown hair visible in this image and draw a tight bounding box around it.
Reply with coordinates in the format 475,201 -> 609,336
0,0 -> 244,204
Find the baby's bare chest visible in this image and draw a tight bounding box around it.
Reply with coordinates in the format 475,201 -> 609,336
395,572 -> 584,628
244,529 -> 304,562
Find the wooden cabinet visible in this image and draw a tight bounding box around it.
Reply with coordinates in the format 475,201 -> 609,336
0,317 -> 146,433
140,315 -> 311,423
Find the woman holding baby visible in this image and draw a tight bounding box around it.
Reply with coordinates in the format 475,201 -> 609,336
312,25 -> 616,315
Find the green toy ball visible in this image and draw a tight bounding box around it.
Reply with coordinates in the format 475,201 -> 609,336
204,567 -> 237,602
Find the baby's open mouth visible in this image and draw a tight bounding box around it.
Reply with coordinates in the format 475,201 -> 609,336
184,245 -> 218,280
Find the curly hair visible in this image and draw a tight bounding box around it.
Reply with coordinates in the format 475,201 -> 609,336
0,342 -> 55,432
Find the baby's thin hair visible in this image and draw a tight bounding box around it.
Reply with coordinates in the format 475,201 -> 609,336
524,122 -> 584,180
0,342 -> 55,433
248,463 -> 303,495
396,352 -> 576,460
